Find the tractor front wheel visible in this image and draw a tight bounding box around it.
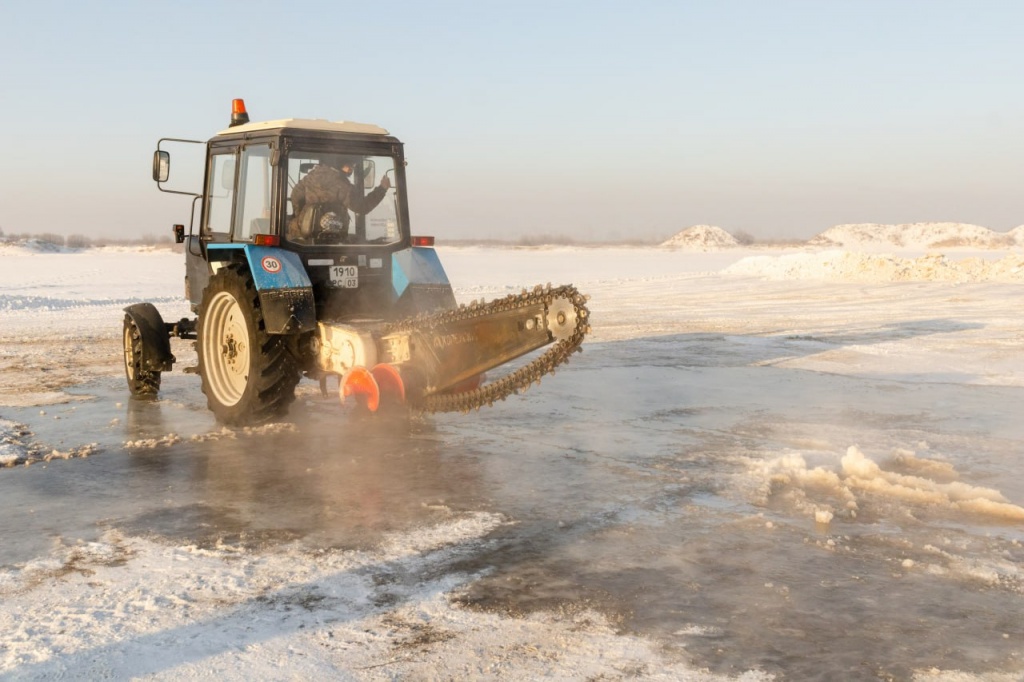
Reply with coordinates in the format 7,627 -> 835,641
197,266 -> 299,425
123,315 -> 161,396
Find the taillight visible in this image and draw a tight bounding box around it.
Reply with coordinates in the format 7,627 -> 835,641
253,234 -> 280,246
411,235 -> 435,247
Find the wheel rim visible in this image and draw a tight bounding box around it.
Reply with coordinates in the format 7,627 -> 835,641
123,324 -> 136,381
202,290 -> 250,407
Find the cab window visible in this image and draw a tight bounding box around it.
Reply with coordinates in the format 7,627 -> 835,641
205,151 -> 236,239
234,144 -> 273,242
285,151 -> 400,247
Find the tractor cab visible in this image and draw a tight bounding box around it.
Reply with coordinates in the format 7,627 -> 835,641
154,99 -> 434,321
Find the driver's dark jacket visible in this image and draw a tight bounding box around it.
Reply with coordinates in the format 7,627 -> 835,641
287,165 -> 388,242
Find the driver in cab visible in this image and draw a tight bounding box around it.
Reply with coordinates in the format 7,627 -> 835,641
288,156 -> 390,244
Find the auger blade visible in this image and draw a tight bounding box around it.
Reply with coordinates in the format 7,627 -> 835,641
340,366 -> 380,412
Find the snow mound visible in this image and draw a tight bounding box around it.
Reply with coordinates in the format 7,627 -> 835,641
808,223 -> 1017,250
661,225 -> 739,250
724,250 -> 1024,282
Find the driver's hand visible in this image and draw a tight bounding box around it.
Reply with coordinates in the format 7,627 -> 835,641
380,175 -> 391,190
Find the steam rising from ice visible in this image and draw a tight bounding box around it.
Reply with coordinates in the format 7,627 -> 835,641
747,446 -> 1024,525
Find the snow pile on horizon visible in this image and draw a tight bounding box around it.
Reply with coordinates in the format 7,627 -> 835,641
809,222 -> 1022,250
724,250 -> 1024,282
661,225 -> 740,250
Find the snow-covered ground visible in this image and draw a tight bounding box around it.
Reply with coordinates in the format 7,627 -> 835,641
1,231 -> 1024,680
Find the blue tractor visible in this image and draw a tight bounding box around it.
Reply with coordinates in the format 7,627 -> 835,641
123,100 -> 589,425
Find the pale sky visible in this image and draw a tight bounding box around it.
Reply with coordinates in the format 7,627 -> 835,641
1,0 -> 1022,242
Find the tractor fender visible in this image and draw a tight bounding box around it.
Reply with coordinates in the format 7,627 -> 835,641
123,302 -> 175,372
206,244 -> 316,335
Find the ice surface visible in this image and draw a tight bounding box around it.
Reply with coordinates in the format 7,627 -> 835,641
1,234 -> 1023,679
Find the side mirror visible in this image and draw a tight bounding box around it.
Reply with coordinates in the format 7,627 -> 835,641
153,151 -> 170,183
362,159 -> 375,190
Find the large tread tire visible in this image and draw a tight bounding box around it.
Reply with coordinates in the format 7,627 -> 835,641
123,315 -> 161,397
197,265 -> 300,425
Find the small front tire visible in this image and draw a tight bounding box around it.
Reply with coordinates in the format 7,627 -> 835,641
123,315 -> 161,396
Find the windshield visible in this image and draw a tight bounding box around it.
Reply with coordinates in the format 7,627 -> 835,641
285,150 -> 401,247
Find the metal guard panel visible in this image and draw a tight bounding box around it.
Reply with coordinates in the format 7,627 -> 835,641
260,287 -> 316,335
392,248 -> 450,298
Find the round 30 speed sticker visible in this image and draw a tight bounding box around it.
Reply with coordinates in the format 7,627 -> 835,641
261,255 -> 282,274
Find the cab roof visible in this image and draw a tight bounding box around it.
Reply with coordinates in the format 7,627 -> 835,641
216,118 -> 390,137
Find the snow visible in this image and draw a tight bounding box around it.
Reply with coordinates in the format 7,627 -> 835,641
1,228 -> 1024,679
724,250 -> 1024,282
657,221 -> 1024,252
0,523 -> 777,681
807,222 -> 1023,250
660,224 -> 739,250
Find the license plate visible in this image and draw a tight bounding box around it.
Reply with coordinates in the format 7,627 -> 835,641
329,265 -> 358,288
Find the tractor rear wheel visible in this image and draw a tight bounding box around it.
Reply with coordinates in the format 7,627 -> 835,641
123,315 -> 161,396
197,265 -> 300,425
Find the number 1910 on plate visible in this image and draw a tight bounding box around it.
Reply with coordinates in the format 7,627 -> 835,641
329,265 -> 358,288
